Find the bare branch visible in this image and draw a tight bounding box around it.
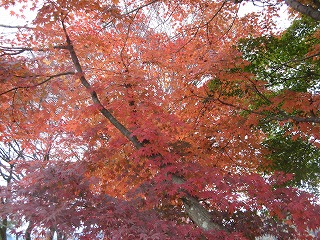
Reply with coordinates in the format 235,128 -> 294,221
0,24 -> 33,29
0,44 -> 72,56
270,114 -> 320,123
175,1 -> 228,52
215,97 -> 320,123
125,0 -> 159,15
102,0 -> 160,28
0,46 -> 33,56
0,72 -> 75,96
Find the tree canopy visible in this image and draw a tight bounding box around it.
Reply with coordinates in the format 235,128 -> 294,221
0,0 -> 319,239
237,16 -> 320,193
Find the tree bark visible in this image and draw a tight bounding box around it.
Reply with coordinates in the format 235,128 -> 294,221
0,217 -> 7,240
182,195 -> 222,231
235,0 -> 320,21
284,0 -> 320,20
45,227 -> 55,240
25,221 -> 33,240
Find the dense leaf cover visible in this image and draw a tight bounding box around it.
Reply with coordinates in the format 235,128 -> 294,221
0,0 -> 319,239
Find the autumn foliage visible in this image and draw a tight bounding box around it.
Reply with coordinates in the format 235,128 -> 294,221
0,0 -> 320,239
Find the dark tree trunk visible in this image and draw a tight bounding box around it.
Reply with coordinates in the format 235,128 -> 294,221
284,0 -> 320,20
25,221 -> 33,240
0,217 -> 8,240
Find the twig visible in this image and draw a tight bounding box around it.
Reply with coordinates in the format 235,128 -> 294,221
0,72 -> 75,96
0,24 -> 33,29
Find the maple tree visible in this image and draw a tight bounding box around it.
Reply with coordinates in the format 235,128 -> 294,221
0,0 -> 320,239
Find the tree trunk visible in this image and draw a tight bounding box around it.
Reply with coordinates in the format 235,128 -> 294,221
0,217 -> 7,240
284,0 -> 320,20
56,230 -> 65,240
235,0 -> 320,21
25,221 -> 33,240
182,195 -> 222,231
45,227 -> 55,240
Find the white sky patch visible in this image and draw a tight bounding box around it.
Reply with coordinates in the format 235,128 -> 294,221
238,1 -> 292,32
238,1 -> 259,17
0,2 -> 37,27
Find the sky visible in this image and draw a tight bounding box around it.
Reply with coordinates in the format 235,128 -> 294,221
0,1 -> 292,29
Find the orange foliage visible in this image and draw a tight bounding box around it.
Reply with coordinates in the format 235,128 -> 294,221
0,0 -> 319,239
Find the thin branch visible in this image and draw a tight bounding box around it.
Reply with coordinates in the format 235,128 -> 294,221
175,0 -> 227,52
119,7 -> 139,70
0,72 -> 75,96
125,0 -> 159,15
0,46 -> 33,56
262,52 -> 320,83
215,97 -> 320,123
101,0 -> 159,28
0,44 -> 72,56
270,113 -> 320,123
0,24 -> 33,29
247,78 -> 272,104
